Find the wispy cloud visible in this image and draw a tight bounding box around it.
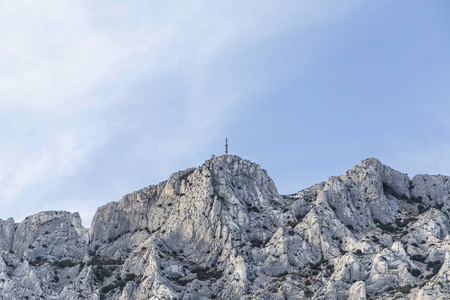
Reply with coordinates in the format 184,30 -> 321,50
0,1 -> 362,225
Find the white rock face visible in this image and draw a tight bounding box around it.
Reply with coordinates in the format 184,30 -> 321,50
349,281 -> 367,300
0,218 -> 15,251
0,155 -> 449,299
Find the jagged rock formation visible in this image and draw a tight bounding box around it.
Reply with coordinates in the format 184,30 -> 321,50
0,155 -> 449,299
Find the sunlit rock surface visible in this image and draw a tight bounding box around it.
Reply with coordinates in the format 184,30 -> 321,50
0,155 -> 449,299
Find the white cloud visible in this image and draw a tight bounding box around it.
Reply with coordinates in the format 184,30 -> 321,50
0,0 -> 362,224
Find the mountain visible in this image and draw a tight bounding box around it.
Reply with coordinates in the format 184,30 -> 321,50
0,155 -> 449,299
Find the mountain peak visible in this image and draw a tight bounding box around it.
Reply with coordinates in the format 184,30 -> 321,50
204,154 -> 260,169
358,157 -> 383,168
1,156 -> 449,299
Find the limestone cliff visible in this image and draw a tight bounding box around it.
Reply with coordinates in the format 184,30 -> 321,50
0,155 -> 449,299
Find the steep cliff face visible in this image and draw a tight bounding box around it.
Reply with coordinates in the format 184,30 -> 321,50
0,155 -> 449,299
0,211 -> 88,299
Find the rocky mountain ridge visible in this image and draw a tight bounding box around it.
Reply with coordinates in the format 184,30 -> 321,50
0,155 -> 449,299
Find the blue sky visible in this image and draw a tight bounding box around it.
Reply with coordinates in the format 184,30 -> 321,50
1,1 -> 449,226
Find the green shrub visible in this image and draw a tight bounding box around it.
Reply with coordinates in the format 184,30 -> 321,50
168,276 -> 193,286
304,290 -> 313,297
287,220 -> 301,228
434,203 -> 444,210
125,273 -> 136,281
411,196 -> 423,203
398,284 -> 411,294
101,284 -> 116,294
418,205 -> 430,214
191,266 -> 222,281
377,222 -> 396,233
251,206 -> 260,213
250,239 -> 265,248
309,259 -> 327,270
93,265 -> 112,282
54,259 -> 76,268
411,254 -> 426,262
88,257 -> 124,266
353,249 -> 363,256
426,261 -> 443,278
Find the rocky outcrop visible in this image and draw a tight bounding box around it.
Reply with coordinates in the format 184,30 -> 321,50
0,211 -> 88,299
0,218 -> 15,251
0,155 -> 449,299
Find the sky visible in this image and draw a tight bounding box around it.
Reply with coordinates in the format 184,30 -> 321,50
1,1 -> 449,227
